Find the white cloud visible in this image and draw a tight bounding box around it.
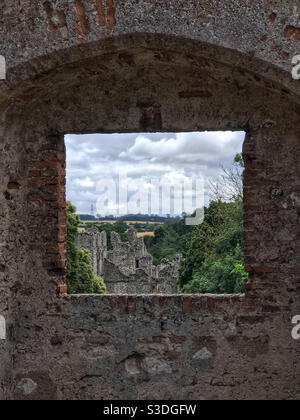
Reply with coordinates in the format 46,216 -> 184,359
73,177 -> 95,188
119,132 -> 243,164
65,131 -> 245,215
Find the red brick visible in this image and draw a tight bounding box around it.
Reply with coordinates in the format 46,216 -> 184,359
169,334 -> 186,344
284,26 -> 300,41
58,284 -> 68,294
245,266 -> 278,273
106,0 -> 116,29
109,295 -> 128,311
29,160 -> 63,169
7,181 -> 20,190
282,51 -> 289,61
237,315 -> 266,325
27,193 -> 42,201
207,297 -> 215,311
182,296 -> 191,313
50,259 -> 67,270
58,234 -> 66,243
28,170 -> 41,178
74,0 -> 89,37
166,351 -> 181,361
96,0 -> 106,26
28,177 -> 59,187
262,305 -> 280,313
58,226 -> 67,236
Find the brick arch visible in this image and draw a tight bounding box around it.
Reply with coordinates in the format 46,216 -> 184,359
2,32 -> 300,110
1,4 -> 300,401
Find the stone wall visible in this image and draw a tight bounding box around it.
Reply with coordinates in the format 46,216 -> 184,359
76,227 -> 107,279
76,227 -> 181,294
0,0 -> 300,400
8,293 -> 300,400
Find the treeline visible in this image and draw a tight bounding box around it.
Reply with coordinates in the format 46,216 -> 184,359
79,214 -> 171,223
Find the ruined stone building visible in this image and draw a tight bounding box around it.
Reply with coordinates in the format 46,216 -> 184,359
1,0 -> 300,401
76,227 -> 181,294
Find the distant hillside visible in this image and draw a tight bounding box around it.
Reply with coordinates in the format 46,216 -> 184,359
79,214 -> 97,221
79,214 -> 179,223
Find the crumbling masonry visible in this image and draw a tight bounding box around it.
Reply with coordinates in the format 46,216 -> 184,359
76,227 -> 181,294
0,0 -> 300,400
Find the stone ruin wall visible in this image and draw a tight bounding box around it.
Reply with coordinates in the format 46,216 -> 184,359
75,227 -> 107,281
76,227 -> 181,294
0,0 -> 300,400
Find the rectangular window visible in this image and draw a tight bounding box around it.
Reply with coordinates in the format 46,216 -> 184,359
65,132 -> 245,295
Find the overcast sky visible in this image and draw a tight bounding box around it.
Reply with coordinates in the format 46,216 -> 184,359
65,131 -> 245,216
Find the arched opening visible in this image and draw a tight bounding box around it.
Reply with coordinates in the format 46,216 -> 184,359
3,35 -> 294,302
13,34 -> 297,302
2,33 -> 300,400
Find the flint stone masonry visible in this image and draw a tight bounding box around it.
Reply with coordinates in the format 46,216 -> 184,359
0,0 -> 300,400
76,227 -> 181,294
193,348 -> 213,361
16,378 -> 38,396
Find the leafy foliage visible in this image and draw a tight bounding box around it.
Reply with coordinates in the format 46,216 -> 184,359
180,154 -> 248,294
144,218 -> 194,266
182,243 -> 247,294
144,153 -> 248,294
67,202 -> 107,294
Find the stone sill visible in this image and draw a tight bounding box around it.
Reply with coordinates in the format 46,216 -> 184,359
66,293 -> 245,298
61,293 -> 246,314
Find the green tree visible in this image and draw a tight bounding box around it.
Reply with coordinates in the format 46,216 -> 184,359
144,219 -> 193,266
67,201 -> 106,294
179,154 -> 248,294
182,245 -> 247,294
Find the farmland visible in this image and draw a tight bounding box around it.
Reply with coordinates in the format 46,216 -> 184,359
136,232 -> 155,238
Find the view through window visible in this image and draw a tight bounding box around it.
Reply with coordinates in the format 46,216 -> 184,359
65,132 -> 246,295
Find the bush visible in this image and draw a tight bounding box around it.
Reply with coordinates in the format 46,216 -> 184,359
182,245 -> 248,294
